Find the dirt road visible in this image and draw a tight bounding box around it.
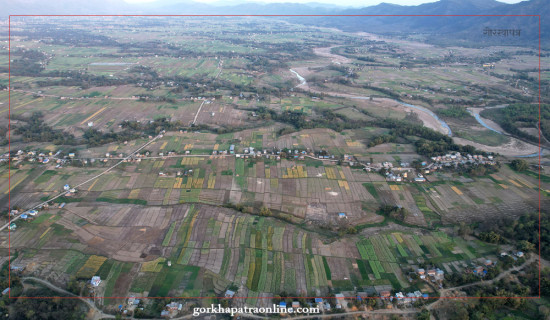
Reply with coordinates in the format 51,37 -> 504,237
21,277 -> 114,320
427,256 -> 537,312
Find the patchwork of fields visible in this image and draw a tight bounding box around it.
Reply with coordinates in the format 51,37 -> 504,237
5,202 -> 498,305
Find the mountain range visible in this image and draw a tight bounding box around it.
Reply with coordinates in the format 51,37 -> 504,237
1,0 -> 547,45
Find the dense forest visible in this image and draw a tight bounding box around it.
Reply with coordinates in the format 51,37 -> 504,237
477,211 -> 549,260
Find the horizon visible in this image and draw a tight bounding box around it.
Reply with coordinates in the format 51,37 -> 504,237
124,0 -> 525,8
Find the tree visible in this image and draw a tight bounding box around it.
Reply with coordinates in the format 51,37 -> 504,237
510,159 -> 528,172
417,309 -> 430,320
260,206 -> 272,217
519,240 -> 535,252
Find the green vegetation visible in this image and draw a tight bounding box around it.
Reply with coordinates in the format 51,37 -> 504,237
35,170 -> 57,183
482,103 -> 550,143
510,159 -> 529,172
437,106 -> 470,119
162,222 -> 177,246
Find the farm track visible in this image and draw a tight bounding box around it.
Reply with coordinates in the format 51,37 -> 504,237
21,277 -> 115,320
192,59 -> 222,125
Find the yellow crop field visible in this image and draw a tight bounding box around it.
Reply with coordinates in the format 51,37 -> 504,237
389,185 -> 400,191
499,184 -> 509,189
173,178 -> 183,189
181,157 -> 203,165
184,144 -> 194,150
193,178 -> 204,189
490,174 -> 503,181
517,178 -> 534,188
214,144 -> 219,150
392,233 -> 404,243
153,160 -> 165,168
283,166 -> 307,178
141,257 -> 166,272
338,168 -> 346,179
451,186 -> 463,195
297,166 -> 307,178
338,180 -> 350,191
80,106 -> 107,125
265,168 -> 271,178
129,189 -> 141,198
325,167 -> 337,179
160,141 -> 168,150
1,97 -> 42,114
346,140 -> 361,147
39,227 -> 52,239
76,255 -> 107,278
154,177 -> 175,188
5,176 -> 26,194
87,180 -> 99,191
207,174 -> 216,189
185,177 -> 193,188
509,179 -> 523,187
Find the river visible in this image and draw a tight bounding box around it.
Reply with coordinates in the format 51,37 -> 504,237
289,69 -> 306,87
289,68 -> 452,136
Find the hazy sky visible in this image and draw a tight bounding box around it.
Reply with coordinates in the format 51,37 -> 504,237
125,0 -> 524,7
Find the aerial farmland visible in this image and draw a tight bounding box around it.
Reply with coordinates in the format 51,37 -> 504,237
0,13 -> 548,319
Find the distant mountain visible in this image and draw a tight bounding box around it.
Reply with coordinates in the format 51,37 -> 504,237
290,0 -> 546,45
0,0 -> 132,15
1,0 -> 546,45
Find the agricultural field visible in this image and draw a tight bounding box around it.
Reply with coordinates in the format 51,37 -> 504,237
4,202 -> 497,304
0,15 -> 546,312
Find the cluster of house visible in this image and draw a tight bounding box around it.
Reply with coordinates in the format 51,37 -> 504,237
160,301 -> 183,317
8,208 -> 41,230
380,290 -> 429,304
365,162 -> 428,182
366,153 -> 496,183
385,171 -> 427,183
471,259 -> 496,276
225,289 -> 346,312
231,146 -> 315,161
2,150 -> 71,167
426,153 -> 496,170
276,294 -> 347,312
417,267 -> 445,281
502,251 -> 525,259
116,295 -> 146,317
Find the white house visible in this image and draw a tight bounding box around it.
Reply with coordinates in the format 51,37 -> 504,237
91,276 -> 101,287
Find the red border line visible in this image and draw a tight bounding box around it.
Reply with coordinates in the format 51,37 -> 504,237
8,14 -> 11,300
7,14 -> 542,301
538,14 -> 542,299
